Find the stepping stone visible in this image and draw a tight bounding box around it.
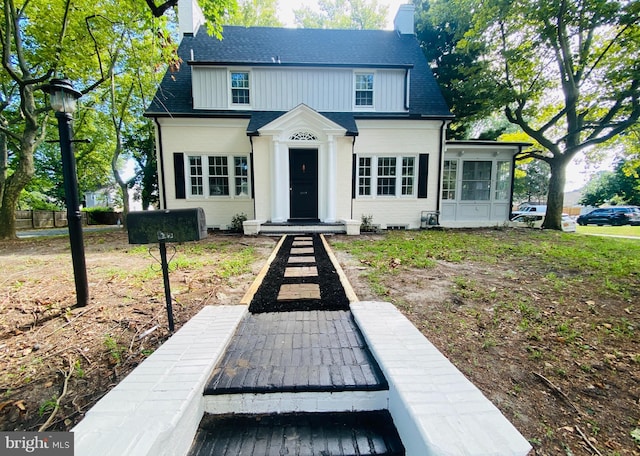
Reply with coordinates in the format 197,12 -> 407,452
292,240 -> 313,247
284,266 -> 318,278
277,283 -> 321,300
288,256 -> 315,263
290,247 -> 314,254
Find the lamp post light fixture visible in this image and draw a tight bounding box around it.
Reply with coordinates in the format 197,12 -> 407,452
42,78 -> 88,307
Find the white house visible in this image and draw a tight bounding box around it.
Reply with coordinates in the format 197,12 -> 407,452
145,0 -> 529,234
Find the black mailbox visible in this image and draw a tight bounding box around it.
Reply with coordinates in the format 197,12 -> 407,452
127,208 -> 207,244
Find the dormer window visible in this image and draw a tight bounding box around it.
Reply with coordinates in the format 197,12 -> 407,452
355,73 -> 374,107
231,71 -> 250,105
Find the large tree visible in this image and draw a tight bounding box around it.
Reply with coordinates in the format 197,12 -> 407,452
294,0 -> 388,30
447,0 -> 640,229
0,0 -> 233,239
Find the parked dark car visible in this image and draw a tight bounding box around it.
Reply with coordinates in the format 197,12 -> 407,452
577,206 -> 640,226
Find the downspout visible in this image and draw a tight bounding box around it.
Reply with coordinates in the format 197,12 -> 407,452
249,135 -> 256,219
509,148 -> 521,219
350,135 -> 356,220
436,120 -> 446,213
404,69 -> 410,110
154,118 -> 167,210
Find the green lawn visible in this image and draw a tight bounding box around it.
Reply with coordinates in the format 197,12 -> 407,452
576,224 -> 640,237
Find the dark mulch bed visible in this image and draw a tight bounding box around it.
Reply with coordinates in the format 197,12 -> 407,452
248,234 -> 350,313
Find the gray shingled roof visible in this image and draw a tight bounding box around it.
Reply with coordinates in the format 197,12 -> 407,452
146,25 -> 452,122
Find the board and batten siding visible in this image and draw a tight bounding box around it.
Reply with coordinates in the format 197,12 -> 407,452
192,67 -> 228,110
192,66 -> 407,112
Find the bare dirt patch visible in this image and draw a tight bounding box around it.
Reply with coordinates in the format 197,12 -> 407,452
331,231 -> 640,456
1,228 -> 638,456
0,230 -> 276,432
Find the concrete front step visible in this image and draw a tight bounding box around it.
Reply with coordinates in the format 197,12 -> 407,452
187,411 -> 405,456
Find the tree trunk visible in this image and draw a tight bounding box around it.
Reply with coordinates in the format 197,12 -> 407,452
0,134 -> 37,239
0,189 -> 18,239
119,182 -> 130,229
542,159 -> 568,230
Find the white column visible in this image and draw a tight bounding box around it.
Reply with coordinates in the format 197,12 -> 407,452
326,136 -> 337,222
271,139 -> 287,222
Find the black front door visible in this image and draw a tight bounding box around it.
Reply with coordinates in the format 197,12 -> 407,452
289,149 -> 318,221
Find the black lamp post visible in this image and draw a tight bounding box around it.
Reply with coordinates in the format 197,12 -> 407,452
43,78 -> 88,307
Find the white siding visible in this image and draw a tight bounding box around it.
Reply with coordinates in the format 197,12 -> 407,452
191,66 -> 407,112
440,147 -> 518,227
351,120 -> 443,229
156,118 -> 255,228
192,67 -> 227,109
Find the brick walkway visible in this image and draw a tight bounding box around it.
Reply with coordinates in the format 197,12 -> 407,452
192,235 -> 401,455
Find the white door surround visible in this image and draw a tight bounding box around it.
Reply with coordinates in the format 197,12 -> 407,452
258,104 -> 347,223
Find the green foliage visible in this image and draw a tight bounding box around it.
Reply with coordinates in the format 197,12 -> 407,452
0,0 -> 184,238
125,120 -> 158,210
294,0 -> 388,30
414,0 -> 494,138
18,191 -> 61,211
38,395 -> 59,418
360,214 -> 375,232
513,159 -> 550,204
103,334 -> 126,365
216,247 -> 255,278
415,0 -> 640,229
226,0 -> 282,26
332,230 -> 640,295
230,212 -> 248,232
580,157 -> 640,206
82,206 -> 115,213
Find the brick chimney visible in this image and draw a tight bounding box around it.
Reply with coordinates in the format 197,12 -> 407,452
393,4 -> 415,35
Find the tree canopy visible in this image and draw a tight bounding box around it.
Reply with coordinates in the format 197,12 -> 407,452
417,0 -> 640,229
0,0 -> 235,239
294,0 -> 388,30
579,157 -> 640,206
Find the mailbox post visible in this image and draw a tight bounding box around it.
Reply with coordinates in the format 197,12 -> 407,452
127,209 -> 207,332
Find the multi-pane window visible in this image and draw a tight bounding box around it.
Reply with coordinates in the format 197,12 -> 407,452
189,156 -> 203,196
355,73 -> 374,107
187,155 -> 250,198
461,161 -> 492,200
234,157 -> 249,196
208,156 -> 229,196
357,156 -> 417,197
442,160 -> 457,200
495,161 -> 510,200
377,157 -> 397,195
358,157 -> 372,196
401,157 -> 415,195
231,72 -> 250,105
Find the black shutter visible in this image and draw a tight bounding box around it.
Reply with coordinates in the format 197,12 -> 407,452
352,155 -> 357,199
174,153 -> 186,199
418,154 -> 428,199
